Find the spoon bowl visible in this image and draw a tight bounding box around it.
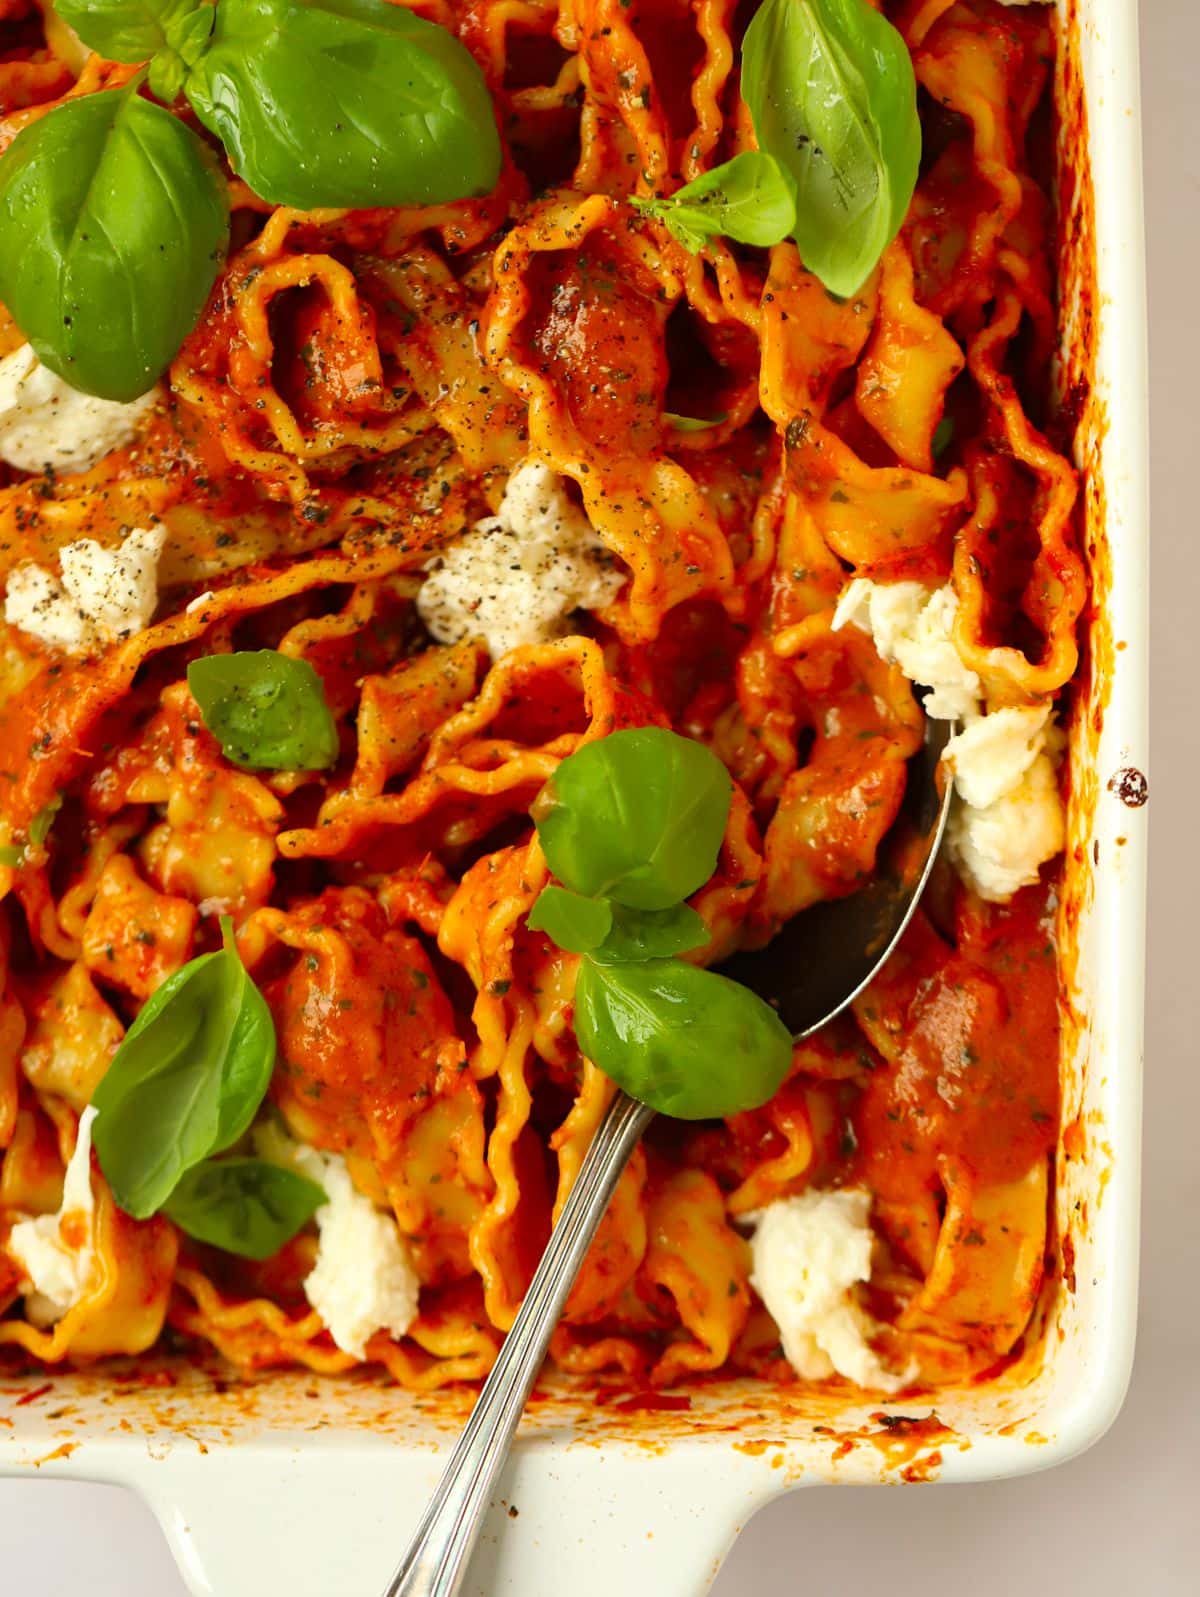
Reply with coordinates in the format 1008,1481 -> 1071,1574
384,715 -> 956,1597
719,710 -> 954,1033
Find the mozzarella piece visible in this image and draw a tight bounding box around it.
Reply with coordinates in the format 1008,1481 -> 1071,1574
2,562 -> 91,654
947,746 -> 1066,902
0,343 -> 160,474
832,577 -> 981,723
748,1187 -> 907,1393
4,524 -> 165,654
255,1123 -> 420,1359
833,578 -> 1067,900
944,704 -> 1054,809
6,1106 -> 99,1327
416,459 -> 624,659
944,704 -> 1066,901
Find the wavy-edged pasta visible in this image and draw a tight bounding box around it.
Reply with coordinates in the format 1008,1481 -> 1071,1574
0,0 -> 1077,1393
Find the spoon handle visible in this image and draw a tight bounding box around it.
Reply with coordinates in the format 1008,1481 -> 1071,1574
383,1088 -> 655,1597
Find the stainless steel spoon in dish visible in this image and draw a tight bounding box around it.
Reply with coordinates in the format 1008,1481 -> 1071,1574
384,714 -> 954,1597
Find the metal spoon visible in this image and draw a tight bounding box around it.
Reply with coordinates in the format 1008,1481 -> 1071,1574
384,715 -> 954,1597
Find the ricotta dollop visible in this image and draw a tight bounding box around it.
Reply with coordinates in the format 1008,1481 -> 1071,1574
0,344 -> 160,475
748,1187 -> 907,1393
6,1106 -> 100,1327
417,459 -> 624,659
4,524 -> 165,654
255,1123 -> 420,1359
832,578 -> 1066,901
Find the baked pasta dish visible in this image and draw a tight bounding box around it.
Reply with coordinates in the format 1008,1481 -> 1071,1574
0,0 -> 1080,1396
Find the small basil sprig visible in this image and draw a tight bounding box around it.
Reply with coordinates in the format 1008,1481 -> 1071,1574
91,917 -> 275,1218
528,728 -> 792,1120
163,1156 -> 326,1260
528,893 -> 709,962
0,85 -> 228,402
52,0 -> 210,67
630,0 -> 918,294
534,726 -> 731,911
187,650 -> 339,771
634,151 -> 796,252
0,0 -> 499,400
742,0 -> 920,296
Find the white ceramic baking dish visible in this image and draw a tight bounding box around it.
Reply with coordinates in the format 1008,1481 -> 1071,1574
0,3 -> 1148,1591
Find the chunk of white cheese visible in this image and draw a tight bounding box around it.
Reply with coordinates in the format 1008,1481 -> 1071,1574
4,523 -> 165,654
0,343 -> 160,475
947,742 -> 1066,902
944,705 -> 1054,809
748,1187 -> 907,1393
416,459 -> 624,660
832,578 -> 1067,901
255,1123 -> 420,1359
6,1106 -> 99,1327
832,578 -> 981,723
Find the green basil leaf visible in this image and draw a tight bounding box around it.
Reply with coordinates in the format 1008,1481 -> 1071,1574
148,5 -> 217,98
53,0 -> 198,62
535,728 -> 732,912
742,0 -> 920,297
184,0 -> 501,209
163,1157 -> 325,1260
0,796 -> 62,869
634,152 -> 795,253
574,958 -> 793,1120
187,650 -> 339,771
0,89 -> 229,401
591,903 -> 710,964
148,50 -> 188,104
28,796 -> 62,848
527,887 -> 613,955
169,4 -> 217,60
932,416 -> 955,459
664,411 -> 729,433
91,918 -> 275,1218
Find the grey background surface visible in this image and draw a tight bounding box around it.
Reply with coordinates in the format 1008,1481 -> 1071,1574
1,3 -> 1194,1592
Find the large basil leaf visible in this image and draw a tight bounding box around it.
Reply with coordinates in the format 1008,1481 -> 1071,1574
0,89 -> 228,402
184,0 -> 501,208
52,0 -> 202,63
574,958 -> 793,1120
534,728 -> 732,912
742,0 -> 920,296
187,650 -> 339,771
164,1157 -> 325,1260
91,919 -> 275,1218
635,152 -> 795,253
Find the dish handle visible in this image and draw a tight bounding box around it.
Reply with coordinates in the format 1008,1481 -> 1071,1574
129,1440 -> 788,1597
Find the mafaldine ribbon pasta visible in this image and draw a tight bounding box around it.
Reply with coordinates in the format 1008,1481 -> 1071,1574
0,0 -> 1081,1395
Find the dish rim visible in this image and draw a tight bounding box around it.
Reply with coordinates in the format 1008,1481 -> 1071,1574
0,2 -> 1149,1592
